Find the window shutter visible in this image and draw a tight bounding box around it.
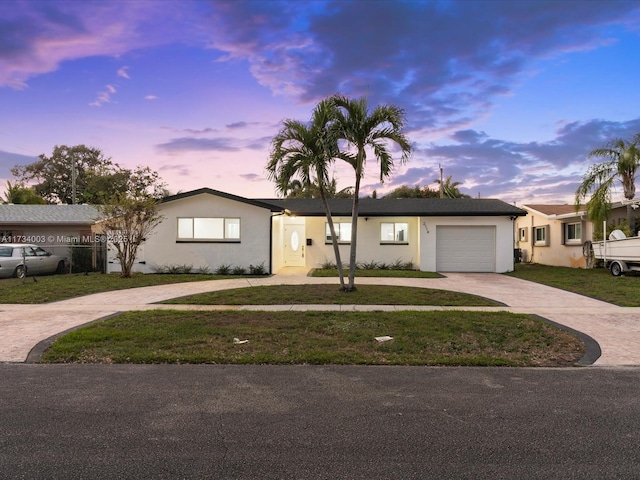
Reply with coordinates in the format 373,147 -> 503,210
545,225 -> 551,246
561,222 -> 566,245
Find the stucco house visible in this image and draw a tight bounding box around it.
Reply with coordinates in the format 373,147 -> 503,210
108,188 -> 526,275
515,203 -> 630,268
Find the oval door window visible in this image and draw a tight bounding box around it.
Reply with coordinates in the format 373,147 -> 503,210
290,231 -> 300,252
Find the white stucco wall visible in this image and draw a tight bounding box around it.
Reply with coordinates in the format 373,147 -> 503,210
419,216 -> 516,273
108,193 -> 273,274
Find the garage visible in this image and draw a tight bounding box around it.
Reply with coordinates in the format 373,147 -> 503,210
436,226 -> 496,272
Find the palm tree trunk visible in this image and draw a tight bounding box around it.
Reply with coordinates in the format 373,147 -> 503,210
627,204 -> 637,236
319,188 -> 346,290
347,169 -> 362,291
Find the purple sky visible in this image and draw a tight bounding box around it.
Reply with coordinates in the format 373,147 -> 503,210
2,0 -> 640,204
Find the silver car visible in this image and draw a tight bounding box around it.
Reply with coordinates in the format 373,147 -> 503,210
0,244 -> 67,279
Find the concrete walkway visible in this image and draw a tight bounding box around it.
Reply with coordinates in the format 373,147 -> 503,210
1,273 -> 638,365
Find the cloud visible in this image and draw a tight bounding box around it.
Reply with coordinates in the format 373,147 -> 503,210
203,0 -> 640,135
374,117 -> 640,203
0,1 -> 201,88
89,84 -> 117,107
144,94 -> 158,101
117,66 -> 130,79
240,173 -> 262,182
156,133 -> 272,153
0,149 -> 39,177
159,163 -> 191,176
156,137 -> 241,153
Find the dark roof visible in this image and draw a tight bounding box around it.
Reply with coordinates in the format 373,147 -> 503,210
258,197 -> 527,217
162,188 -> 281,211
0,204 -> 101,224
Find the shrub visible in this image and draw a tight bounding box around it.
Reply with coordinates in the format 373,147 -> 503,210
196,266 -> 211,275
232,266 -> 247,275
249,262 -> 267,275
358,260 -> 379,270
215,264 -> 231,275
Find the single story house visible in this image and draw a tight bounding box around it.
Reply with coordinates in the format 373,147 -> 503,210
515,203 -> 630,268
107,188 -> 526,275
0,204 -> 104,271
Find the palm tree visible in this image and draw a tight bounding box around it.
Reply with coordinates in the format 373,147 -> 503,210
575,134 -> 640,234
435,176 -> 470,198
1,180 -> 47,204
267,99 -> 347,290
332,94 -> 412,291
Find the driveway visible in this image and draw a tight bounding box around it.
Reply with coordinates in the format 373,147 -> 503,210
0,273 -> 638,365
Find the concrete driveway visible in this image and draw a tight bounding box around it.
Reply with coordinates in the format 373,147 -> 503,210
0,273 -> 638,365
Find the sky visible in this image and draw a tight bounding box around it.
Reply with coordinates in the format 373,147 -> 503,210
2,0 -> 640,205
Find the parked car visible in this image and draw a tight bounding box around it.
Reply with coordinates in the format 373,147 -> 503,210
0,244 -> 67,279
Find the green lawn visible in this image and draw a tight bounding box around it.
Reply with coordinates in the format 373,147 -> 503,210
39,310 -> 584,367
0,273 -> 250,304
507,263 -> 640,307
162,284 -> 500,306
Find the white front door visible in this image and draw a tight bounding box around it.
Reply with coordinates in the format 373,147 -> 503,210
283,224 -> 305,267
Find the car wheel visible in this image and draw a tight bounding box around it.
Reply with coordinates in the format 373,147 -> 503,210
14,265 -> 26,279
610,262 -> 623,277
56,261 -> 66,274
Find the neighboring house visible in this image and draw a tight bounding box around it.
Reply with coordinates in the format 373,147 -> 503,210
109,188 -> 526,275
0,204 -> 104,271
515,203 -> 629,268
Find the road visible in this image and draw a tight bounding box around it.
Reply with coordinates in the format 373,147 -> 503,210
2,364 -> 640,479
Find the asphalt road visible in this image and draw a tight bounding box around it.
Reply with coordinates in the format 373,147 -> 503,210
1,365 -> 640,479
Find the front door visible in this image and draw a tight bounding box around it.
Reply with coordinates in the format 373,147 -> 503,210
283,224 -> 305,267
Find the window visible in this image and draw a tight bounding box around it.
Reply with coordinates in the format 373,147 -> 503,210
533,225 -> 549,246
177,217 -> 240,241
326,222 -> 351,243
563,222 -> 582,245
381,223 -> 408,243
518,227 -> 528,242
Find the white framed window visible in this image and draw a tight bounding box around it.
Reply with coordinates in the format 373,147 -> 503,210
533,225 -> 549,246
326,222 -> 351,243
563,222 -> 582,245
177,217 -> 241,241
381,223 -> 409,243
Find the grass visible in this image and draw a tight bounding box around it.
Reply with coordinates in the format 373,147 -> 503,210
0,273 -> 251,304
507,263 -> 640,307
162,284 -> 500,306
39,310 -> 584,367
312,268 -> 441,278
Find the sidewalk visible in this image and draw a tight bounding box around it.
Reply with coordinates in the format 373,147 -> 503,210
1,273 -> 638,365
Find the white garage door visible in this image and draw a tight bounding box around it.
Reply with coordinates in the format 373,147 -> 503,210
436,226 -> 496,272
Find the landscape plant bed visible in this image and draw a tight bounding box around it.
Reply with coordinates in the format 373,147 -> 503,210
161,284 -> 500,306
507,263 -> 640,307
312,268 -> 441,278
39,310 -> 585,366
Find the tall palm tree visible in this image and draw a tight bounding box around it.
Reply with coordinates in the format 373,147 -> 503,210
267,99 -> 347,290
332,94 -> 412,291
575,134 -> 640,234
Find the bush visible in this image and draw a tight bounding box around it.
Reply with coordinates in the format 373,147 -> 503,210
249,262 -> 267,275
231,266 -> 247,275
215,264 -> 231,275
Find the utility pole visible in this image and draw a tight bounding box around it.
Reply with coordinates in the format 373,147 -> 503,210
71,155 -> 76,205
